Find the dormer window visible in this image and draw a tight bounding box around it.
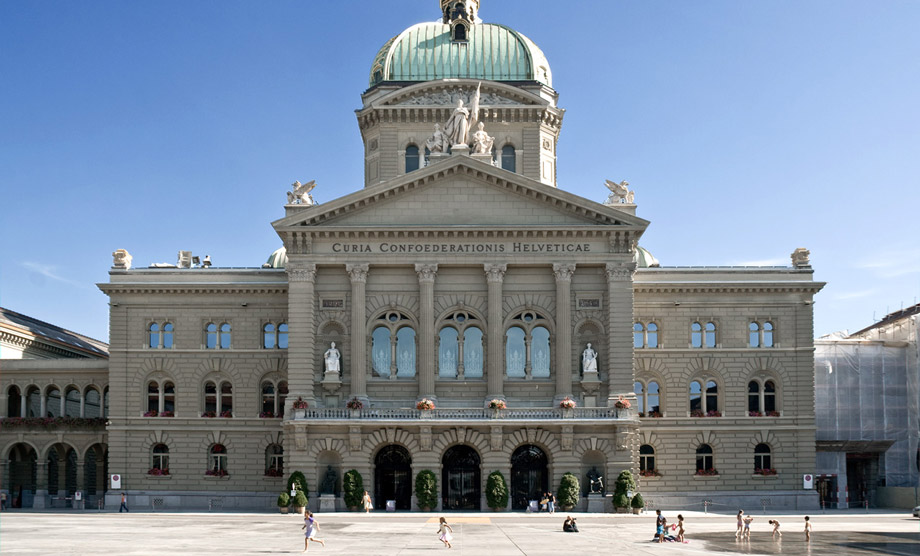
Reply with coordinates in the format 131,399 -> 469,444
452,23 -> 467,41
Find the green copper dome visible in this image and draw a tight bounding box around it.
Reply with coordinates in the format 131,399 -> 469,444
369,22 -> 552,88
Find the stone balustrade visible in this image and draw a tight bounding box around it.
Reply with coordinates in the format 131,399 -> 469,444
292,406 -> 635,421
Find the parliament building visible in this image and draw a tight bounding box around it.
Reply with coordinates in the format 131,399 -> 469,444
1,1 -> 824,512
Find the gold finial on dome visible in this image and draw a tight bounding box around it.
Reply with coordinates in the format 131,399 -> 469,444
441,0 -> 480,24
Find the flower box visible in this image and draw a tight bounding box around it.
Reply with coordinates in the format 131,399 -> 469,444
346,397 -> 364,410
259,411 -> 275,418
639,469 -> 661,478
292,397 -> 308,410
766,411 -> 780,417
0,417 -> 106,429
144,410 -> 158,417
754,468 -> 777,476
488,399 -> 507,410
205,469 -> 228,477
201,411 -> 216,418
694,468 -> 719,476
748,411 -> 764,417
219,411 -> 233,418
160,411 -> 174,417
559,397 -> 576,409
264,468 -> 284,477
416,398 -> 436,411
614,395 -> 631,409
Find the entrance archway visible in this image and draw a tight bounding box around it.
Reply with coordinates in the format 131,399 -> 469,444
8,443 -> 37,508
442,445 -> 480,510
374,445 -> 411,510
511,444 -> 548,510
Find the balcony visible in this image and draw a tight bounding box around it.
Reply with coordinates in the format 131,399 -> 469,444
290,406 -> 635,423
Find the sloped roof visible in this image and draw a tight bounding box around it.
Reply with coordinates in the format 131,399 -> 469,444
0,307 -> 108,358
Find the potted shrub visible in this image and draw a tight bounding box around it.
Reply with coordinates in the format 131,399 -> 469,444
343,469 -> 364,511
415,469 -> 438,511
277,492 -> 290,514
486,471 -> 509,511
630,493 -> 644,514
292,490 -> 308,514
557,472 -> 580,511
613,470 -> 637,512
346,397 -> 363,418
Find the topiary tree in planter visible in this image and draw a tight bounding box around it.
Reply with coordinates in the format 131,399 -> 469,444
343,469 -> 364,510
557,472 -> 580,510
613,470 -> 637,511
630,492 -> 645,514
486,471 -> 509,511
287,471 -> 309,498
277,492 -> 290,513
292,490 -> 308,514
414,469 -> 438,511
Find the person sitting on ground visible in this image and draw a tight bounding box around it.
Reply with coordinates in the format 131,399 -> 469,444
563,516 -> 579,533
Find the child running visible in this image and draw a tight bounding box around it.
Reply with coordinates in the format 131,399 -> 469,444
437,516 -> 454,548
768,519 -> 781,538
804,516 -> 812,541
301,511 -> 325,552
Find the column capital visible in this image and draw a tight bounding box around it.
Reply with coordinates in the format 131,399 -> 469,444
414,263 -> 438,283
346,263 -> 370,283
605,261 -> 637,282
287,264 -> 316,283
552,263 -> 576,282
484,263 -> 507,283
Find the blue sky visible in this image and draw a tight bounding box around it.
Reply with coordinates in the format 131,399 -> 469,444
1,0 -> 918,343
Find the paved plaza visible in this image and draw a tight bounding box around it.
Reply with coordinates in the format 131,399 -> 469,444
0,509 -> 918,555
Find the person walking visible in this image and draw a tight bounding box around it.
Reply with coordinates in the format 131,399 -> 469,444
436,516 -> 454,548
362,490 -> 373,513
768,519 -> 781,538
742,515 -> 754,539
301,511 -> 325,552
735,509 -> 744,538
119,492 -> 129,513
676,514 -> 685,543
547,492 -> 556,514
804,516 -> 812,541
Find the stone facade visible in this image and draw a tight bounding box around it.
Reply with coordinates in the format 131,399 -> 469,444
1,2 -> 825,512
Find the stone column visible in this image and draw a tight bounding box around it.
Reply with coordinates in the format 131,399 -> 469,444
553,264 -> 575,402
415,264 -> 438,400
484,264 -> 507,402
346,264 -> 370,400
20,392 -> 27,417
39,394 -> 46,418
605,262 -> 637,405
286,263 -> 317,411
33,461 -> 48,508
0,391 -> 7,417
75,460 -> 85,493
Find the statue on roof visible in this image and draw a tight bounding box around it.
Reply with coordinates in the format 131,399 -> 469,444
426,123 -> 448,154
443,82 -> 481,147
470,122 -> 494,155
287,180 -> 316,205
604,180 -> 634,205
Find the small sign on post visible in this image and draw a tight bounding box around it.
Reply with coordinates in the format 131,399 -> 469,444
75,491 -> 82,501
110,474 -> 122,489
803,474 -> 814,489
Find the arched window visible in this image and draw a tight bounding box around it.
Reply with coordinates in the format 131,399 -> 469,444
7,385 -> 21,418
220,323 -> 231,349
452,23 -> 467,41
405,144 -> 420,173
206,323 -> 231,349
754,443 -> 772,473
764,380 -> 776,413
263,322 -> 289,349
748,381 -> 760,413
695,444 -> 714,474
163,323 -> 174,348
220,382 -> 233,415
505,311 -> 552,379
163,382 -> 175,414
147,381 -> 159,413
84,388 -> 101,418
635,379 -> 662,417
152,444 -> 169,472
203,382 -> 217,415
634,322 -> 659,348
261,380 -> 287,417
750,321 -> 775,347
639,445 -> 656,474
691,321 -> 716,348
27,386 -> 40,417
501,145 -> 516,172
64,387 -> 81,417
46,387 -> 61,417
371,311 -> 416,378
206,323 -> 217,349
690,378 -> 720,416
103,387 -> 109,418
266,444 -> 284,476
148,323 -> 160,348
208,444 -> 227,475
633,381 -> 644,413
437,311 -> 483,379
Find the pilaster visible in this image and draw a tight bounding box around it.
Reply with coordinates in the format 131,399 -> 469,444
33,461 -> 48,508
347,264 -> 370,400
286,263 -> 317,410
605,261 -> 637,405
416,264 -> 438,400
553,263 -> 575,402
484,264 -> 507,402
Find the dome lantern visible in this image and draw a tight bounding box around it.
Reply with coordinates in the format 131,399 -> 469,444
441,0 -> 479,41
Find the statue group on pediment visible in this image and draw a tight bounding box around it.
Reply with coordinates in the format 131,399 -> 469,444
287,180 -> 316,206
397,88 -> 516,106
604,180 -> 634,205
425,82 -> 496,157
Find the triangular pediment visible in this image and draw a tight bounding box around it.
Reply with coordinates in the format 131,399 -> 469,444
273,156 -> 648,232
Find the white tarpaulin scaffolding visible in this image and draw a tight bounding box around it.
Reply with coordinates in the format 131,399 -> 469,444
815,340 -> 919,487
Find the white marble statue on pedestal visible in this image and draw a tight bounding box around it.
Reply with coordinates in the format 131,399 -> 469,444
426,123 -> 448,154
442,82 -> 481,147
324,342 -> 341,373
604,179 -> 634,205
471,122 -> 494,155
287,180 -> 316,205
582,343 -> 598,373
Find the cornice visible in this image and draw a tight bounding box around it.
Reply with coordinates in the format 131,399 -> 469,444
634,282 -> 825,295
0,330 -> 106,360
98,284 -> 289,295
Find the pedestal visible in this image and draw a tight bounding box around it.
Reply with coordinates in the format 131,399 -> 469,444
586,493 -> 606,513
428,152 -> 450,166
319,494 -> 336,512
470,152 -> 493,165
